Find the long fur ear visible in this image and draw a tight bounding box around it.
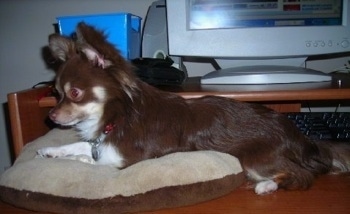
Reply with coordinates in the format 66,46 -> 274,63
48,34 -> 76,61
79,43 -> 113,69
75,22 -> 113,69
73,22 -> 137,91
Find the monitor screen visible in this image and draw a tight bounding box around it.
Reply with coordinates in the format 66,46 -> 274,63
189,0 -> 342,29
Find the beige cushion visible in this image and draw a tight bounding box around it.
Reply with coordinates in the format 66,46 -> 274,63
0,128 -> 244,213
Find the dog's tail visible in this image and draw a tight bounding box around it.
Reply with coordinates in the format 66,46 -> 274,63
297,139 -> 350,178
326,142 -> 350,173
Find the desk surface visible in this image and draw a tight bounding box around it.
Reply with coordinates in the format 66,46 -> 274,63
159,73 -> 350,101
1,173 -> 349,214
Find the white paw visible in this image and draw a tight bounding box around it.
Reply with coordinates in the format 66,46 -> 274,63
37,142 -> 92,159
255,180 -> 278,195
37,147 -> 67,158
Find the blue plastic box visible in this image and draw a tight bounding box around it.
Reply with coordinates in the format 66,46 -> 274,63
57,13 -> 141,60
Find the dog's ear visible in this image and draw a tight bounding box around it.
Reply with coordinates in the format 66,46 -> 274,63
48,34 -> 76,61
75,22 -> 113,69
78,43 -> 113,69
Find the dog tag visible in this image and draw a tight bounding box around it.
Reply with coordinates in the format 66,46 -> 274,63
91,145 -> 100,161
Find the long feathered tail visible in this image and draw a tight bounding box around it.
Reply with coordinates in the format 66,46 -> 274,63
326,142 -> 350,173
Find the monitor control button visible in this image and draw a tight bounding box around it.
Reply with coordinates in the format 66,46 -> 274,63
328,41 -> 333,47
341,40 -> 349,48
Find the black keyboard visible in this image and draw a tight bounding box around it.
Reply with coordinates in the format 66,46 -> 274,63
285,112 -> 350,142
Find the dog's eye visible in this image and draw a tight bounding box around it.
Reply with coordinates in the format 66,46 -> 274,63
70,88 -> 81,100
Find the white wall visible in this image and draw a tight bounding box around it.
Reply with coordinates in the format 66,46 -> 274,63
0,0 -> 349,174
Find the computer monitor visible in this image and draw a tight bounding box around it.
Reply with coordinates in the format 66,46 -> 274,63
166,0 -> 350,84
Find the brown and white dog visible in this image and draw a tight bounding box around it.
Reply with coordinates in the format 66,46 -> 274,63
37,23 -> 350,195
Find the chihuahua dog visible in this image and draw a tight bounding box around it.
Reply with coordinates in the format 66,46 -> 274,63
37,23 -> 350,195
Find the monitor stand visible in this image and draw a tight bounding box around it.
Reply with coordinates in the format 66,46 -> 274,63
200,65 -> 332,85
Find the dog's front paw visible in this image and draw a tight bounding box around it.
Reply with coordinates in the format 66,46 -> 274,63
37,147 -> 67,158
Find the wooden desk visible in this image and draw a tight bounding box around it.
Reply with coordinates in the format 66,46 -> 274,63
4,73 -> 350,214
157,73 -> 350,112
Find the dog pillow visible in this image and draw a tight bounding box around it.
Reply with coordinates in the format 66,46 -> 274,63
0,128 -> 244,213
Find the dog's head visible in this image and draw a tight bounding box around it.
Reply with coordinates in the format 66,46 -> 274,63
48,23 -> 138,138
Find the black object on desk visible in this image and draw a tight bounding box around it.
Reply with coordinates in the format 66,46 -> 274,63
132,57 -> 186,86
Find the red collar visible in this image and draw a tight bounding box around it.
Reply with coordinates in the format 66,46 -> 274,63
103,123 -> 116,134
